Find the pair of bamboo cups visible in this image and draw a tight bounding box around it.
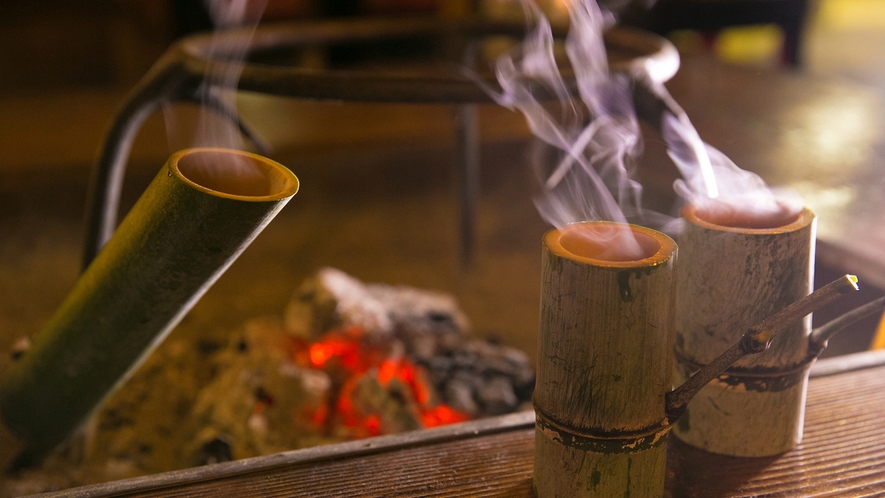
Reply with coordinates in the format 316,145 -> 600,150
534,207 -> 817,497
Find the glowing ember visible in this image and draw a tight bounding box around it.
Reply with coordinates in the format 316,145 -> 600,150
290,326 -> 471,438
421,405 -> 470,428
305,325 -> 365,370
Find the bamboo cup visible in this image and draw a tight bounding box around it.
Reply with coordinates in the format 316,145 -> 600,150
672,204 -> 816,456
534,221 -> 677,497
0,148 -> 299,463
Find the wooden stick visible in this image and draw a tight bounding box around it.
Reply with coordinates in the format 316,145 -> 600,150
666,275 -> 859,422
809,295 -> 885,356
744,275 -> 858,353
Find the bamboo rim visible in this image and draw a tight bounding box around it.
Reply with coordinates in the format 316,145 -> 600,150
682,203 -> 815,234
543,221 -> 676,268
171,148 -> 299,201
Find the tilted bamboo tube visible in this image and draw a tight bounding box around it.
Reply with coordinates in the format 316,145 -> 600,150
672,204 -> 816,456
534,222 -> 677,498
0,148 -> 299,462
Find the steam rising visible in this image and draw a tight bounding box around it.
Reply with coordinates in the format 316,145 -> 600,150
488,0 -> 802,241
163,0 -> 269,187
488,0 -> 647,256
491,0 -> 640,226
662,110 -> 802,227
194,0 -> 266,151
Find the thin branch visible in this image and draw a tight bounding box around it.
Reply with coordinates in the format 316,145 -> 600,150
665,275 -> 859,422
809,295 -> 885,356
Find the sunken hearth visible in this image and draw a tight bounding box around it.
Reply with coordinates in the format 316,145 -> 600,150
3,269 -> 534,496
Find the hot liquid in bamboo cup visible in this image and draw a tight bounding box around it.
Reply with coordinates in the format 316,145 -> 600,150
672,204 -> 816,456
534,222 -> 677,497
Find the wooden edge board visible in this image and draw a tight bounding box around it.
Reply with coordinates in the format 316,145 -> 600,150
27,411 -> 536,498
808,349 -> 885,378
27,350 -> 885,498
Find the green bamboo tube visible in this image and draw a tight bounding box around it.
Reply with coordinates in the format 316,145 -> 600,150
0,148 -> 299,460
672,205 -> 816,456
534,222 -> 677,497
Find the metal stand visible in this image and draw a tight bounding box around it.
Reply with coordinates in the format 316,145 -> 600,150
82,18 -> 679,270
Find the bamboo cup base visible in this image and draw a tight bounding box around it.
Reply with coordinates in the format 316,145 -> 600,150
671,366 -> 810,456
534,418 -> 668,497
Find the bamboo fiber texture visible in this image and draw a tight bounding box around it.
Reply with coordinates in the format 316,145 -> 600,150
0,148 -> 299,457
672,206 -> 816,456
534,222 -> 677,497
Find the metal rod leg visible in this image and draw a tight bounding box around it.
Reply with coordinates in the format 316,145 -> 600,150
455,103 -> 479,268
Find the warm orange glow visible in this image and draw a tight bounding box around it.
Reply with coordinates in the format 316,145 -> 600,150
253,401 -> 269,415
307,332 -> 364,369
293,325 -> 473,438
309,404 -> 329,427
421,405 -> 470,428
334,376 -> 366,433
365,415 -> 382,436
378,359 -> 398,386
308,343 -> 334,367
402,363 -> 430,405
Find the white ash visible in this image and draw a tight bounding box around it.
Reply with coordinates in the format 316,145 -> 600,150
285,267 -> 470,340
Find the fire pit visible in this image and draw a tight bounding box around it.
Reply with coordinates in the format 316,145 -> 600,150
182,267 -> 535,463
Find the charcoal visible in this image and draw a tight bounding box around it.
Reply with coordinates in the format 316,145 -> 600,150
451,350 -> 478,370
196,436 -> 233,466
283,271 -> 345,339
450,369 -> 484,390
436,332 -> 464,353
3,268 -> 537,495
425,356 -> 453,386
183,318 -> 331,460
353,373 -> 422,434
479,352 -> 535,388
367,283 -> 468,337
404,333 -> 437,362
444,378 -> 479,415
477,376 -> 519,416
504,352 -> 536,389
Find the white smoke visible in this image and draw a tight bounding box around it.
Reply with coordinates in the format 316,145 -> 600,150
487,0 -> 648,255
163,0 -> 270,188
662,109 -> 802,227
488,0 -> 801,236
